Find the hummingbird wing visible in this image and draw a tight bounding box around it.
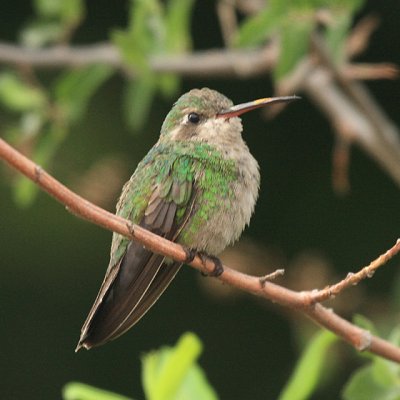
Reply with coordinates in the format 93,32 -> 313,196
77,155 -> 197,350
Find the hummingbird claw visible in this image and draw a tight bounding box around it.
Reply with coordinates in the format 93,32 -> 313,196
183,247 -> 197,264
197,252 -> 224,277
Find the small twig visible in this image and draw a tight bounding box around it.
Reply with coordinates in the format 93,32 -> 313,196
309,239 -> 400,304
303,66 -> 400,188
346,15 -> 380,58
259,269 -> 285,286
1,136 -> 400,363
332,137 -> 351,195
312,33 -> 400,149
343,63 -> 399,80
217,0 -> 238,47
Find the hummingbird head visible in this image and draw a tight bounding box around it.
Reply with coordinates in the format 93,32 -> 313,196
160,87 -> 299,144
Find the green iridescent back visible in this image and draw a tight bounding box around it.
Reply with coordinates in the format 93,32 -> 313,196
109,140 -> 237,267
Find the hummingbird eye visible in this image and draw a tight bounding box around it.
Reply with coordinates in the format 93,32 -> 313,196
187,112 -> 200,124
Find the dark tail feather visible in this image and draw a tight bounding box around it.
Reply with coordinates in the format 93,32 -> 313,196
77,240 -> 181,350
113,260 -> 182,335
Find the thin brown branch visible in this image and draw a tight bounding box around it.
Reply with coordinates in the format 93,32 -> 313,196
217,0 -> 238,47
274,57 -> 400,189
309,239 -> 400,304
1,136 -> 400,363
302,66 -> 400,187
346,15 -> 380,58
343,63 -> 399,80
0,43 -> 121,68
312,33 -> 398,143
332,137 -> 351,195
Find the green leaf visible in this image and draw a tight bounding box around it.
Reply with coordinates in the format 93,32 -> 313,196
278,330 -> 338,400
158,73 -> 179,98
234,2 -> 284,47
13,177 -> 39,207
174,364 -> 218,400
34,0 -> 63,17
388,325 -> 400,348
342,365 -> 400,400
123,77 -> 157,131
331,0 -> 365,13
151,332 -> 203,399
34,0 -> 85,24
112,0 -> 165,73
343,323 -> 400,400
63,382 -> 134,400
165,0 -> 195,52
274,15 -> 314,81
353,314 -> 378,336
274,16 -> 314,80
20,21 -> 65,47
112,30 -> 148,73
114,0 -> 187,119
20,111 -> 45,137
58,0 -> 85,25
372,358 -> 399,388
54,65 -> 114,122
142,332 -> 217,400
371,325 -> 400,387
0,72 -> 46,112
129,0 -> 164,53
324,12 -> 352,63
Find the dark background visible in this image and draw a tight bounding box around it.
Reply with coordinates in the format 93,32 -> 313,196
1,1 -> 400,399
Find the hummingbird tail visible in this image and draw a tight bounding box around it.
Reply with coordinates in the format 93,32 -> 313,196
77,240 -> 182,349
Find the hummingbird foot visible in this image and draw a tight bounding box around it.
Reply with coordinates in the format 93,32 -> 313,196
183,247 -> 197,264
182,247 -> 223,276
197,252 -> 224,277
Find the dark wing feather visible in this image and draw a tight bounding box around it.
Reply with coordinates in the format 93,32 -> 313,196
97,257 -> 182,344
77,164 -> 196,350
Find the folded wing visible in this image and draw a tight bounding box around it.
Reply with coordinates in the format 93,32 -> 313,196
76,157 -> 197,350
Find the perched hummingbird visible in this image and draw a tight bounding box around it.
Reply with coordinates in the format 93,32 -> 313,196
76,88 -> 298,351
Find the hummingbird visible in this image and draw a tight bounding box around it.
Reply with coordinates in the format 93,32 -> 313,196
76,88 -> 299,351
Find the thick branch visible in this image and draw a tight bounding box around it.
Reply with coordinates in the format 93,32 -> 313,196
0,42 -> 278,78
1,137 -> 400,363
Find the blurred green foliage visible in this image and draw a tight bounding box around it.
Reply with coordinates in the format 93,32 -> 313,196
63,333 -> 217,400
0,0 -> 196,204
63,326 -> 400,400
113,0 -> 195,130
343,321 -> 400,400
278,330 -> 338,400
64,383 -> 133,400
0,0 -> 366,206
0,72 -> 47,111
21,0 -> 85,47
235,0 -> 365,79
